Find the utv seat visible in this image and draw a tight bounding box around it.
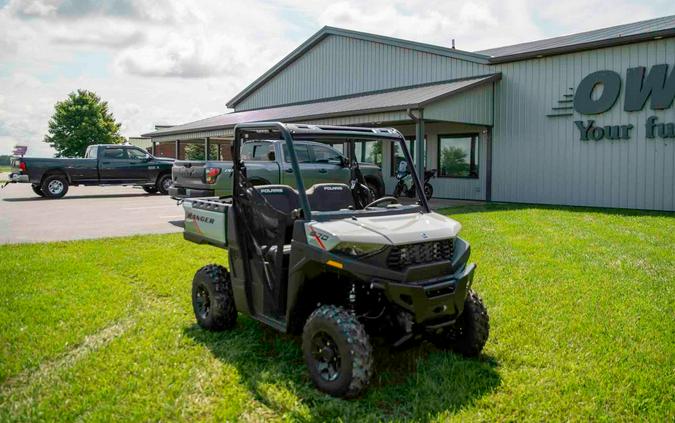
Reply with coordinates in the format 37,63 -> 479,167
253,185 -> 300,216
252,185 -> 299,264
306,183 -> 354,212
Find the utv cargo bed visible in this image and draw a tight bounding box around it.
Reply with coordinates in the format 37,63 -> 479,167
182,197 -> 231,248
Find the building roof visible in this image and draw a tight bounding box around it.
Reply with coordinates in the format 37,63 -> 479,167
143,74 -> 500,138
227,16 -> 675,107
226,26 -> 491,108
478,15 -> 675,62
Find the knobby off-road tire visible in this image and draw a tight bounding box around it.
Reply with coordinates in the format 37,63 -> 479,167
191,264 -> 237,331
302,305 -> 373,398
31,184 -> 45,197
431,290 -> 489,357
157,174 -> 173,195
40,174 -> 69,199
142,186 -> 158,194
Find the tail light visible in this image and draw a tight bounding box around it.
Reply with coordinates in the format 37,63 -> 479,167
205,167 -> 221,184
18,161 -> 26,172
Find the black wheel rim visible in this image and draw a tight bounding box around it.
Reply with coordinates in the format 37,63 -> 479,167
195,285 -> 210,319
311,331 -> 341,382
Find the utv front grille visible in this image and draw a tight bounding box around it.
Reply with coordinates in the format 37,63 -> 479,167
387,239 -> 454,270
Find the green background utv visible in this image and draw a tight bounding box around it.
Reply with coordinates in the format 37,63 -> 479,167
183,122 -> 489,398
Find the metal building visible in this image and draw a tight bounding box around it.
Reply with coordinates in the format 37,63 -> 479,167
143,15 -> 675,211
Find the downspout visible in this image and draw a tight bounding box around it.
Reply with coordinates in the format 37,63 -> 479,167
406,108 -> 425,183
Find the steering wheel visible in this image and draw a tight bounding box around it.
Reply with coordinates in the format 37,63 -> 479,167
365,196 -> 400,208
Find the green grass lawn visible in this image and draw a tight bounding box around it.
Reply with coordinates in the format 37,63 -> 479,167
0,166 -> 12,173
1,204 -> 673,421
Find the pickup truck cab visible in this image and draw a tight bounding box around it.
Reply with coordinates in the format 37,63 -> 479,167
170,140 -> 385,199
7,144 -> 174,199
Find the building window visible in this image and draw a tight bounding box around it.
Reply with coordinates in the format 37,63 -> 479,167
391,137 -> 426,176
354,140 -> 383,168
437,134 -> 479,178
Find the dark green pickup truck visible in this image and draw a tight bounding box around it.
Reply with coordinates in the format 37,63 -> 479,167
7,144 -> 174,198
170,139 -> 385,199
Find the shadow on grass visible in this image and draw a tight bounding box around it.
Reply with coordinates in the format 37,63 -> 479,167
438,201 -> 674,218
185,318 -> 501,421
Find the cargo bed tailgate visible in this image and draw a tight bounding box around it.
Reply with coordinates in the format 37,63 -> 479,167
172,161 -> 210,189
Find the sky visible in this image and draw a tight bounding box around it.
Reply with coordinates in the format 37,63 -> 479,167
1,0 -> 674,156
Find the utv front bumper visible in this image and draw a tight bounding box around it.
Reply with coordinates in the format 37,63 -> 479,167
374,263 -> 475,325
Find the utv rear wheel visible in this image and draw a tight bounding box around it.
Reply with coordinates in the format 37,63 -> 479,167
302,305 -> 373,398
431,290 -> 489,357
31,184 -> 45,197
41,175 -> 69,199
157,174 -> 173,195
191,264 -> 237,331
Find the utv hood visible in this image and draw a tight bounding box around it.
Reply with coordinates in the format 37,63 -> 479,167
306,212 -> 461,249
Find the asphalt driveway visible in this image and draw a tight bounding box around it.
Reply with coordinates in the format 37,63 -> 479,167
0,172 -> 481,244
0,180 -> 183,244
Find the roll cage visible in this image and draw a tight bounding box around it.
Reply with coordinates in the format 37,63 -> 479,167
232,122 -> 431,217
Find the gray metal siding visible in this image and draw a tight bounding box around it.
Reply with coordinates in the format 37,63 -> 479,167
491,38 -> 675,211
237,35 -> 491,111
424,83 -> 494,126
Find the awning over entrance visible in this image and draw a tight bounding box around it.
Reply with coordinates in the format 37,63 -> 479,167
142,74 -> 501,142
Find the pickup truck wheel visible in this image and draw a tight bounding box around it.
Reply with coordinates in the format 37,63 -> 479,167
157,174 -> 173,195
143,186 -> 158,194
302,305 -> 373,398
31,184 -> 45,197
41,175 -> 69,199
366,182 -> 380,199
192,264 -> 237,331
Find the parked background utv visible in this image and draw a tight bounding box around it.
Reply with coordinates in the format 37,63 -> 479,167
183,123 -> 489,398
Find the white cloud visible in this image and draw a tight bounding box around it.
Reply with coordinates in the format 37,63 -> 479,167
0,0 -> 673,156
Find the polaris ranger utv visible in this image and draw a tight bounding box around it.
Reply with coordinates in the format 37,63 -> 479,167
183,122 -> 489,398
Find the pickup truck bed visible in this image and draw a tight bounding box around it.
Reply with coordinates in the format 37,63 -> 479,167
170,139 -> 385,199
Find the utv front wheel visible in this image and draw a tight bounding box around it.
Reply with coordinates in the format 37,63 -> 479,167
302,305 -> 373,398
431,290 -> 489,357
191,264 -> 237,331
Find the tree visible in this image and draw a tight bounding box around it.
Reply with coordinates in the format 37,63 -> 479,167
440,146 -> 469,176
185,143 -> 219,161
44,90 -> 124,157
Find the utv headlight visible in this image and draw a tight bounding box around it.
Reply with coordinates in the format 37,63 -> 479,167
332,242 -> 385,257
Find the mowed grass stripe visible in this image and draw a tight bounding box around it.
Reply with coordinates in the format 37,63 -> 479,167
0,204 -> 673,421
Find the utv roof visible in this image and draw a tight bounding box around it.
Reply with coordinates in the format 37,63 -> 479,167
235,122 -> 405,141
